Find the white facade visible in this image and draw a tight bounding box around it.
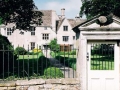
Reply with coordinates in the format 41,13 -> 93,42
0,10 -> 58,50
0,9 -> 80,50
57,18 -> 76,48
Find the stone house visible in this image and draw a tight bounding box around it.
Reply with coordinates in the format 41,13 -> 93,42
0,8 -> 85,51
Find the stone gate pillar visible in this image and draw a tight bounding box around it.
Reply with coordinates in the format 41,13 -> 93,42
73,15 -> 120,90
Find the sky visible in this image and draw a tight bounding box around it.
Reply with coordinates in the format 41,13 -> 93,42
34,0 -> 83,19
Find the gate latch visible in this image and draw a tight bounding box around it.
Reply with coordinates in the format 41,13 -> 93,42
87,52 -> 89,61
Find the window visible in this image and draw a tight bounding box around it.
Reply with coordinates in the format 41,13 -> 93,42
31,42 -> 35,50
60,45 -> 71,51
42,34 -> 49,40
7,28 -> 12,35
31,27 -> 35,35
39,46 -> 41,49
44,27 -> 47,30
63,26 -> 68,31
73,36 -> 75,40
63,36 -> 69,42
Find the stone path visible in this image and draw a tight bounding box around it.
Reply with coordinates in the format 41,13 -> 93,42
43,50 -> 76,78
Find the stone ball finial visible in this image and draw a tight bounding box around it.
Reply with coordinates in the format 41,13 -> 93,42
98,16 -> 107,23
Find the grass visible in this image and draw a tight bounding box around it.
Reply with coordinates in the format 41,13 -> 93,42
61,55 -> 76,58
0,52 -> 51,80
18,53 -> 43,60
91,55 -> 114,70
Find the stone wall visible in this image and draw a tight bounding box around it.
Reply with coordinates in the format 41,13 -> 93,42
0,78 -> 80,90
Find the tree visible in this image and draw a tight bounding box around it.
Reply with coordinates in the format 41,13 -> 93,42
80,0 -> 120,19
0,0 -> 43,30
49,39 -> 60,52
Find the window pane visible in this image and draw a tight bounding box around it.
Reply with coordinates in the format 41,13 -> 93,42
31,27 -> 35,35
31,42 -> 35,50
7,28 -> 12,35
63,26 -> 68,31
42,34 -> 49,40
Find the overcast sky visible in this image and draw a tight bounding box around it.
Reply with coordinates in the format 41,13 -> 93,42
34,0 -> 82,19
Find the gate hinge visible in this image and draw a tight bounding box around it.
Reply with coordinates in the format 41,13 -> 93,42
87,52 -> 89,61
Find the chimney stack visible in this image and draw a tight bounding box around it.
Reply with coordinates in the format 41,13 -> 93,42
75,14 -> 81,22
61,8 -> 65,19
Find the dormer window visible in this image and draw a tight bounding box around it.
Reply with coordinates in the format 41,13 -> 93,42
44,26 -> 47,30
63,26 -> 68,31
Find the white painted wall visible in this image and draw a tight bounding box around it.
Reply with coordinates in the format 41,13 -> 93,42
3,26 -> 56,50
0,10 -> 60,50
0,10 -> 77,50
57,18 -> 76,48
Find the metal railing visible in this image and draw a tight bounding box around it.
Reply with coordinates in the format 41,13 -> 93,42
0,45 -> 77,81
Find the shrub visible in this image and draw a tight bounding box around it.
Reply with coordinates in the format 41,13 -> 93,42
44,67 -> 63,78
15,47 -> 27,55
55,56 -> 76,70
70,50 -> 76,55
37,55 -> 51,75
71,63 -> 76,70
14,53 -> 50,77
32,48 -> 41,54
50,51 -> 59,58
0,35 -> 17,78
49,39 -> 60,52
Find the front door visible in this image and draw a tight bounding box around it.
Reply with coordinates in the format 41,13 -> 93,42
88,42 -> 119,90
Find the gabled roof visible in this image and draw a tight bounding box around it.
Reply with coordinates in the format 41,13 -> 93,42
56,18 -> 65,31
40,10 -> 53,26
56,18 -> 86,31
68,19 -> 76,27
73,15 -> 100,30
72,15 -> 120,33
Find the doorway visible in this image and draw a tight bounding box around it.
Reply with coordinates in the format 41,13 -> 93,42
87,42 -> 119,90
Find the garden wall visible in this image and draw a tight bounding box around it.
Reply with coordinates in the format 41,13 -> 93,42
0,78 -> 80,90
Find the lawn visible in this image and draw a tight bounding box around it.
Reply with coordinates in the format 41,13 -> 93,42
91,55 -> 114,70
18,53 -> 43,60
61,55 -> 76,58
10,52 -> 51,79
18,55 -> 39,60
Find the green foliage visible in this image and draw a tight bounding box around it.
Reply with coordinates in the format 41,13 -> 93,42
44,67 -> 63,78
0,34 -> 17,77
15,47 -> 27,55
49,39 -> 60,52
50,51 -> 60,58
71,63 -> 76,70
55,56 -> 76,70
91,44 -> 114,55
58,50 -> 76,55
11,53 -> 50,78
38,55 -> 51,75
32,48 -> 41,54
0,0 -> 43,30
80,0 -> 120,19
